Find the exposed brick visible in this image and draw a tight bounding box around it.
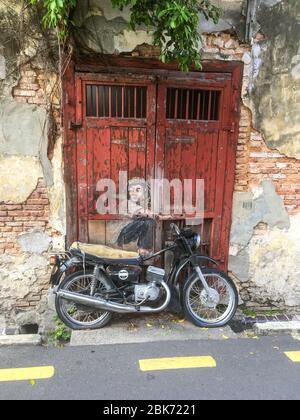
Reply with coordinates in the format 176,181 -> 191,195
26,199 -> 49,206
0,217 -> 13,222
13,89 -> 36,97
0,205 -> 22,211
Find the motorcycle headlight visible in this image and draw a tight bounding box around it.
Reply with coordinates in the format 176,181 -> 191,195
189,233 -> 201,251
192,233 -> 201,250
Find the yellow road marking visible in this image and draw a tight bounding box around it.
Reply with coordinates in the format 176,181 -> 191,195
0,366 -> 55,382
285,352 -> 300,363
139,356 -> 216,372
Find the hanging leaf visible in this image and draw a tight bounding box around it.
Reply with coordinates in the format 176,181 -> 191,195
31,0 -> 223,71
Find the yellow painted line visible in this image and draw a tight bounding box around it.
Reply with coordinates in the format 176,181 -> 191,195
0,366 -> 55,382
285,352 -> 300,363
139,356 -> 216,372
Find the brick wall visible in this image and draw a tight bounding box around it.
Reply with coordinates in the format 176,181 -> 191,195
13,64 -> 47,106
0,179 -> 52,255
249,132 -> 300,216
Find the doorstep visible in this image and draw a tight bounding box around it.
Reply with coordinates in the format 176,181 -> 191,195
70,313 -> 237,346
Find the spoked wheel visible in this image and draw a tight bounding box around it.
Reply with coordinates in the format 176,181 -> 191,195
183,268 -> 238,328
55,270 -> 112,330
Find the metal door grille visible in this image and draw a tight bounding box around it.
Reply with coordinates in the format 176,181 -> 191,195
86,85 -> 147,119
166,88 -> 221,121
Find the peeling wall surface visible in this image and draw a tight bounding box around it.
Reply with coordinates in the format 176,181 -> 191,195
0,0 -> 66,333
0,0 -> 300,333
249,0 -> 300,160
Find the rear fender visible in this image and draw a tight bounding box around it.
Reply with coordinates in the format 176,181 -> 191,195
50,256 -> 82,286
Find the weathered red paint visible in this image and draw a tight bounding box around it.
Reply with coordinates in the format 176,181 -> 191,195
63,56 -> 243,270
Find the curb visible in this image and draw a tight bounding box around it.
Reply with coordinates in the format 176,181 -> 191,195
0,334 -> 42,347
254,321 -> 300,336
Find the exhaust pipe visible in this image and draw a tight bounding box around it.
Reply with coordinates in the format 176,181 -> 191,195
55,281 -> 171,314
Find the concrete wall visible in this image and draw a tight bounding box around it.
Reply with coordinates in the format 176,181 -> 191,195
0,1 -> 66,333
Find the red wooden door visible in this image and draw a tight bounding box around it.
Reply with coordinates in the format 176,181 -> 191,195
156,74 -> 234,267
75,74 -> 156,245
71,67 -> 240,270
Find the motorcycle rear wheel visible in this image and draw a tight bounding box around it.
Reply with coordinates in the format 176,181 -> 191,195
55,270 -> 112,330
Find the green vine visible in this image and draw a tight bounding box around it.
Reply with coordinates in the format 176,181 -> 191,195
30,0 -> 223,71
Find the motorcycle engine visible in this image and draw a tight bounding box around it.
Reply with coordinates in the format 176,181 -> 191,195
134,266 -> 165,303
106,265 -> 165,304
134,283 -> 161,303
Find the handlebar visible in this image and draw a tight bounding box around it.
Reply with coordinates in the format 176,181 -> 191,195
170,223 -> 181,236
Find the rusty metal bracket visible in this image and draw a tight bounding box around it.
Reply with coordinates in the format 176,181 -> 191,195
70,121 -> 83,130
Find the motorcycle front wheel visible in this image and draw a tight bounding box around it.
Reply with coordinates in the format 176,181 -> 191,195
183,268 -> 238,328
55,270 -> 112,330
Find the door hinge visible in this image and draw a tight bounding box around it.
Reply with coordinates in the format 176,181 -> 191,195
224,122 -> 236,133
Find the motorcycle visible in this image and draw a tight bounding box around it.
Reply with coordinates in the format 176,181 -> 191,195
50,223 -> 238,330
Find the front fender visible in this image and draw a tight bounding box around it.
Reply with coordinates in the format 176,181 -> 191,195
172,255 -> 218,286
50,256 -> 82,286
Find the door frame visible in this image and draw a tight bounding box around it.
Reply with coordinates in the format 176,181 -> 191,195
63,55 -> 243,270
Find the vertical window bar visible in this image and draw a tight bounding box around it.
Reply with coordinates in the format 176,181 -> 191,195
111,86 -> 116,118
186,90 -> 190,120
122,86 -> 125,118
166,88 -> 170,119
174,89 -> 179,120
204,91 -> 208,120
142,87 -> 147,118
208,91 -> 212,121
211,91 -> 216,120
98,86 -> 101,116
109,86 -> 112,118
140,87 -> 143,118
128,87 -> 131,118
197,91 -> 201,120
91,86 -> 97,116
95,85 -> 99,117
86,85 -> 92,116
114,86 -> 117,118
134,87 -> 137,119
190,89 -> 195,120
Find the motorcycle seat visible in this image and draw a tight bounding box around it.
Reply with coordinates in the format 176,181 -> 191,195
70,242 -> 140,261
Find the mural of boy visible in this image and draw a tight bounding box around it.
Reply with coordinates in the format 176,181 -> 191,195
117,178 -> 155,256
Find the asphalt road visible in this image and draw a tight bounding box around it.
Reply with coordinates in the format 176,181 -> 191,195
0,334 -> 299,400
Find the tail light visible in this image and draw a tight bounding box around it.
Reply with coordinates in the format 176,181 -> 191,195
49,255 -> 58,266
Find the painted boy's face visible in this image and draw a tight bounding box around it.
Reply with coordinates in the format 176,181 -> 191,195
129,185 -> 145,203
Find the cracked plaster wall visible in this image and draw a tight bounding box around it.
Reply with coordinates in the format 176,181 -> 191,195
227,0 -> 300,308
248,0 -> 300,160
0,1 -> 65,331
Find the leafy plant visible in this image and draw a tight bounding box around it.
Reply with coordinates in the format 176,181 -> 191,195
30,0 -> 223,71
30,0 -> 77,40
48,315 -> 71,345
